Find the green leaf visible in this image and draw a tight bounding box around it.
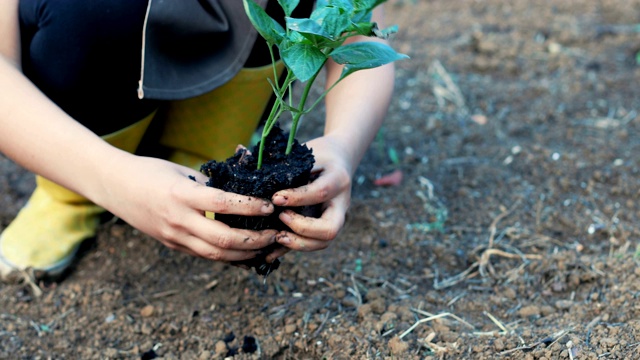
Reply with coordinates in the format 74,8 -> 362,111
312,6 -> 351,38
289,30 -> 310,44
348,21 -> 376,36
286,18 -> 333,40
351,9 -> 372,23
353,0 -> 387,12
329,41 -> 408,78
373,25 -> 399,39
387,147 -> 400,165
277,0 -> 300,17
317,0 -> 354,13
280,40 -> 328,82
347,22 -> 397,38
243,0 -> 285,44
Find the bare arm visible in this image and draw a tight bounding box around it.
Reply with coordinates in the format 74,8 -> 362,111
270,6 -> 396,256
0,0 -> 277,262
322,6 -> 395,175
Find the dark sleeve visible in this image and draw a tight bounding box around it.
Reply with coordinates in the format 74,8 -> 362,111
19,0 -> 158,136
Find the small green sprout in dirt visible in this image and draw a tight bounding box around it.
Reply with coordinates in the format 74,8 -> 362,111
634,243 -> 640,260
243,0 -> 409,169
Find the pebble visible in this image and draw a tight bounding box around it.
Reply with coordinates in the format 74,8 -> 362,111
555,300 -> 574,310
141,324 -> 153,335
284,324 -> 297,334
140,305 -> 155,318
214,340 -> 227,355
341,295 -> 359,308
388,336 -> 409,355
518,305 -> 540,318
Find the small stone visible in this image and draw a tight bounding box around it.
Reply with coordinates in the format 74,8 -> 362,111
141,323 -> 153,335
341,295 -> 359,308
284,324 -> 297,334
555,300 -> 574,310
214,340 -> 227,355
140,305 -> 155,318
540,306 -> 556,317
370,298 -> 386,315
518,305 -> 540,318
380,312 -> 398,323
388,336 -> 409,355
547,42 -> 562,54
502,287 -> 517,299
494,338 -> 505,351
358,303 -> 373,318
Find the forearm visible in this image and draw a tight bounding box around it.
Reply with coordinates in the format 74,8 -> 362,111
321,7 -> 396,175
323,57 -> 394,175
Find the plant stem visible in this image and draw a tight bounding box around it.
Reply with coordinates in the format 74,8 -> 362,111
286,70 -> 320,155
303,75 -> 347,116
257,60 -> 296,169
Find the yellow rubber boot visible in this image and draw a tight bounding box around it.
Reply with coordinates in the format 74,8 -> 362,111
159,63 -> 285,168
0,112 -> 155,278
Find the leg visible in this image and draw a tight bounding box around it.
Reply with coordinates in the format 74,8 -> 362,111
158,63 -> 285,169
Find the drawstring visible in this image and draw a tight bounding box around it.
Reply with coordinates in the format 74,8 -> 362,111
137,0 -> 153,99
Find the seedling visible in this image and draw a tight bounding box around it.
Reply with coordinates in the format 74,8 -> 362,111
243,0 -> 409,169
201,1 -> 408,276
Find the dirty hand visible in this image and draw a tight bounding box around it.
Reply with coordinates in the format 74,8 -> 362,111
96,155 -> 277,262
266,136 -> 353,261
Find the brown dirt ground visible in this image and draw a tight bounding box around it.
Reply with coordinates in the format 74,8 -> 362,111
3,1 -> 640,359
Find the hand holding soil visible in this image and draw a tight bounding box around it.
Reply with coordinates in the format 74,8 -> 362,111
95,155 -> 277,263
268,136 -> 353,259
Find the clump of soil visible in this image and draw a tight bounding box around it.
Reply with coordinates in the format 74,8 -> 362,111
200,125 -> 315,276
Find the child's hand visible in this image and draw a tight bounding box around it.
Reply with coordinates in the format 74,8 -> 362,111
266,136 -> 353,261
96,155 -> 277,262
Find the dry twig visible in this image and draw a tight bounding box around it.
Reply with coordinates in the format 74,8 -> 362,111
499,328 -> 574,355
400,312 -> 475,340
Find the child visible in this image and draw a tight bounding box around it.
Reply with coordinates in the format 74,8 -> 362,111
0,0 -> 396,279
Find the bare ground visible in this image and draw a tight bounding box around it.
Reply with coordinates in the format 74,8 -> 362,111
2,1 -> 640,359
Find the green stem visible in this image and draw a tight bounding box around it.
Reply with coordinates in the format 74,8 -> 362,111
267,43 -> 279,88
257,68 -> 295,169
303,75 -> 346,116
285,70 -> 321,155
257,107 -> 284,169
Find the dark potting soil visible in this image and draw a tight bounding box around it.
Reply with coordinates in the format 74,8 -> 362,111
200,125 -> 317,276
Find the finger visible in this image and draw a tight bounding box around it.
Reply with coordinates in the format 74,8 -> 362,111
272,171 -> 348,207
185,236 -> 263,261
275,231 -> 332,252
181,180 -> 274,216
278,202 -> 346,241
188,214 -> 278,251
265,247 -> 290,263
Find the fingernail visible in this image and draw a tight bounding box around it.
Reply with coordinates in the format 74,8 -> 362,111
273,195 -> 287,206
261,202 -> 273,214
280,211 -> 292,222
278,235 -> 291,245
